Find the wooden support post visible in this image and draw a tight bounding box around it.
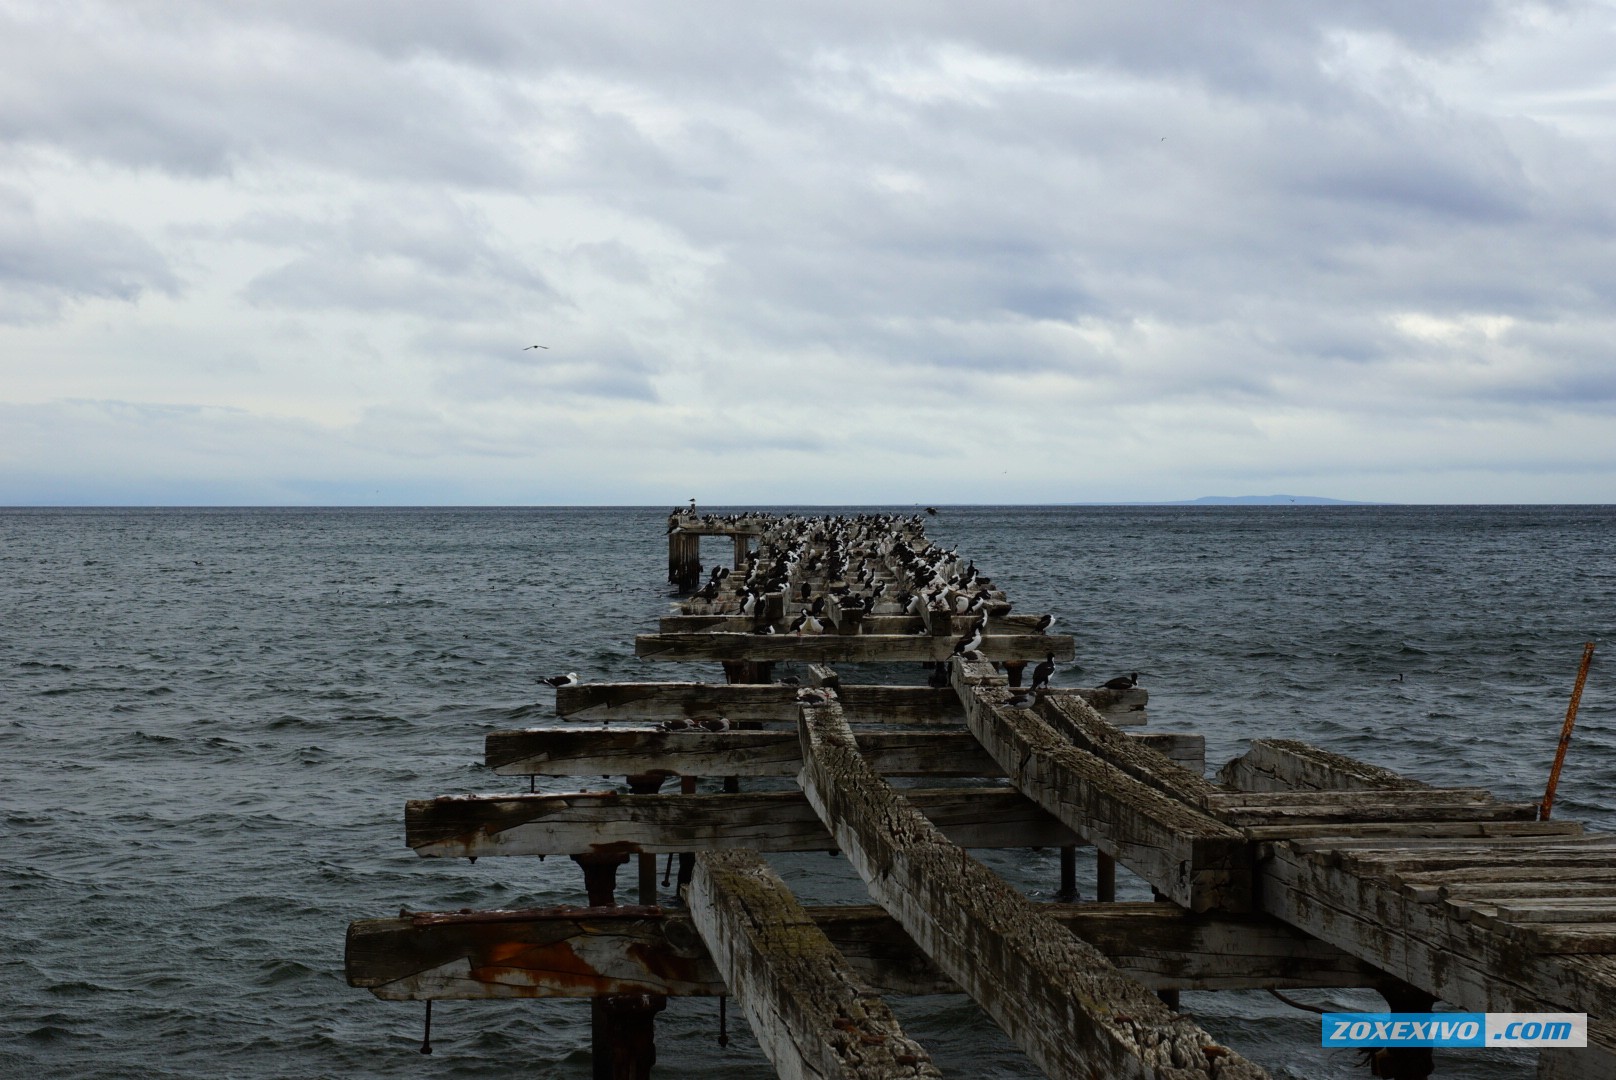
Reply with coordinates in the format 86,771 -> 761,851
1373,980 -> 1437,1080
1097,852 -> 1116,902
677,775 -> 696,889
1003,660 -> 1026,688
732,533 -> 748,570
572,852 -> 630,907
627,773 -> 667,905
591,994 -> 666,1080
1059,845 -> 1078,901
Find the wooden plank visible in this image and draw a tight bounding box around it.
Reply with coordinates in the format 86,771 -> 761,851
554,681 -> 1140,726
485,728 -> 1005,778
1241,820 -> 1585,842
952,661 -> 1251,912
405,788 -> 1080,858
345,901 -> 1383,1001
795,697 -> 1268,1079
1259,841 -> 1616,1051
1039,694 -> 1221,804
634,632 -> 1076,664
686,850 -> 941,1079
661,613 -> 1070,635
1217,738 -> 1430,793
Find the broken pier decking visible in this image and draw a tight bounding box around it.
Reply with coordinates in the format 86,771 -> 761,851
347,510 -> 1614,1078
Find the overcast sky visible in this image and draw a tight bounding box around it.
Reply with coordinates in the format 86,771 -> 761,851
3,1 -> 1615,505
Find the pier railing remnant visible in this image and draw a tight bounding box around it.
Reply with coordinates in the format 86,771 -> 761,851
347,510 -> 1614,1079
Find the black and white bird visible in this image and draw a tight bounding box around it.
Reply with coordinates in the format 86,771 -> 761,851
1009,690 -> 1036,710
1033,613 -> 1057,634
796,689 -> 829,705
1031,654 -> 1055,691
951,613 -> 986,657
540,672 -> 579,688
1102,672 -> 1141,691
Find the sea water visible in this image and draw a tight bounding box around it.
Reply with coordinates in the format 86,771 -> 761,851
1,505 -> 1610,1079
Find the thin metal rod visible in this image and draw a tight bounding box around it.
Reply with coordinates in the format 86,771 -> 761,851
1542,641 -> 1597,820
420,999 -> 433,1055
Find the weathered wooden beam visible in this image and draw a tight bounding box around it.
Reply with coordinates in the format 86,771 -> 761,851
686,851 -> 941,1079
405,788 -> 1080,858
1260,841 -> 1616,1053
795,697 -> 1268,1079
660,614 -> 1065,635
1218,738 -> 1432,793
486,726 -> 1203,780
345,901 -> 1383,1001
634,632 -> 1075,664
486,729 -> 1005,778
1204,789 -> 1539,827
952,660 -> 1252,912
554,681 -> 1143,726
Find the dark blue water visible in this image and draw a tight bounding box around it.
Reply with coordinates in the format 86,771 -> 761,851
2,506 -> 1610,1079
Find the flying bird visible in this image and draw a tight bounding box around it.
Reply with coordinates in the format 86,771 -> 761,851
523,345 -> 549,350
540,672 -> 579,688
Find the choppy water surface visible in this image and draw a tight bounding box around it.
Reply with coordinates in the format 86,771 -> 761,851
1,505 -> 1610,1078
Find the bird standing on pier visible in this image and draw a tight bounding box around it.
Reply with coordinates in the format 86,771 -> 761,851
952,613 -> 986,657
1033,613 -> 1056,634
540,672 -> 579,688
1102,672 -> 1140,690
1031,654 -> 1055,691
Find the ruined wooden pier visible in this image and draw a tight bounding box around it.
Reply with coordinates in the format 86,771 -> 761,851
347,510 -> 1614,1078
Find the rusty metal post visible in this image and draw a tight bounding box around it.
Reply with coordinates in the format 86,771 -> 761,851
1542,641 -> 1597,820
1095,852 -> 1116,902
1003,660 -> 1027,688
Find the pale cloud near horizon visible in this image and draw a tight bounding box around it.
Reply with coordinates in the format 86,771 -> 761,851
3,1 -> 1615,504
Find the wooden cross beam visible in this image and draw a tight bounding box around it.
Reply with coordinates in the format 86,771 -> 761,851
404,788 -> 1080,859
344,901 -> 1384,1001
633,632 -> 1075,664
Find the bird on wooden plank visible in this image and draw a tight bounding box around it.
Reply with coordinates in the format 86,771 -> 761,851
1008,690 -> 1036,710
951,613 -> 986,657
796,689 -> 829,705
698,717 -> 731,732
1033,613 -> 1056,634
1031,654 -> 1055,691
1102,672 -> 1140,690
540,672 -> 579,688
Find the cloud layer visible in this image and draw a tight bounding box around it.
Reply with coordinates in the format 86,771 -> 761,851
4,1 -> 1614,503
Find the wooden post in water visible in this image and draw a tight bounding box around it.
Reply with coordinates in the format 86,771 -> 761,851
568,850 -> 664,1080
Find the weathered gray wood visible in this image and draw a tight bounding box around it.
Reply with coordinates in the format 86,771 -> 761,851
1217,738 -> 1430,793
346,901 -> 1383,1001
1240,820 -> 1584,842
406,788 -> 1080,858
686,851 -> 941,1079
1539,1044 -> 1616,1079
796,697 -> 1269,1079
661,613 -> 1071,635
635,632 -> 1075,664
1260,841 -> 1616,1052
487,728 -> 1005,778
554,681 -> 1141,725
1039,694 -> 1221,804
952,660 -> 1251,912
1205,788 -> 1538,827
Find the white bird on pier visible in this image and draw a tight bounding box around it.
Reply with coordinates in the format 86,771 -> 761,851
951,613 -> 985,657
540,672 -> 579,688
1033,613 -> 1057,634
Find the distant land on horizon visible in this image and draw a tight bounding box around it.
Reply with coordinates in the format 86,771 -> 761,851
1172,494 -> 1379,506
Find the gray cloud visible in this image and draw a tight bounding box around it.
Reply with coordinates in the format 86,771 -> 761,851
2,1 -> 1614,503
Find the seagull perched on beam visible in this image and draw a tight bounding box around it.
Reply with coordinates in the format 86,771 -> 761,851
540,672 -> 579,688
